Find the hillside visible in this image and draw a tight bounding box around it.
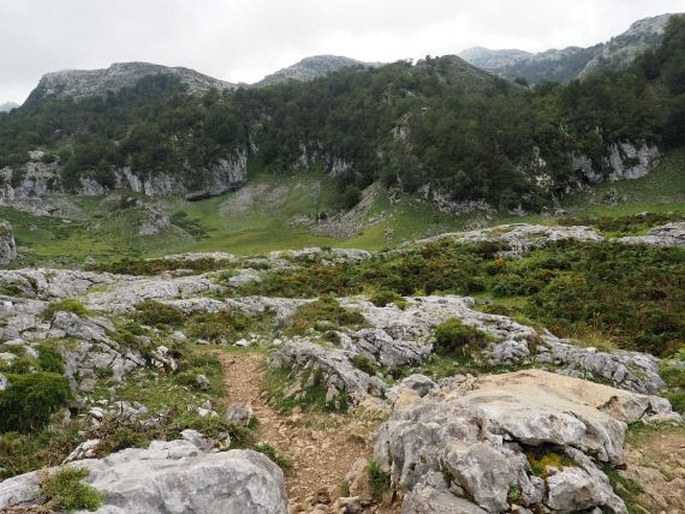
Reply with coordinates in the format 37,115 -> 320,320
26,61 -> 236,102
460,13 -> 675,84
255,55 -> 382,87
0,15 -> 682,254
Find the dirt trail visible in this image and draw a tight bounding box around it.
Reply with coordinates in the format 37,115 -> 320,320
219,351 -> 378,510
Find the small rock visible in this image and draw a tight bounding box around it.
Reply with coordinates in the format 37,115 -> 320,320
195,374 -> 212,391
234,338 -> 252,347
89,407 -> 106,420
170,331 -> 188,344
225,403 -> 254,427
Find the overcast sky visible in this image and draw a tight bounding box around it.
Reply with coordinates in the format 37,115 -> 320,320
1,0 -> 683,103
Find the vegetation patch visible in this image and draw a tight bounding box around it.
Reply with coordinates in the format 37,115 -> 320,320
186,308 -> 269,344
41,467 -> 103,512
287,297 -> 367,335
0,372 -> 71,433
134,300 -> 185,329
41,298 -> 91,321
87,256 -> 234,276
367,459 -> 391,502
433,317 -> 493,357
526,447 -> 576,479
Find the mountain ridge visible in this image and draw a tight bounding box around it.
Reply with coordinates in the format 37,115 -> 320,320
460,13 -> 676,83
26,61 -> 237,102
255,54 -> 383,87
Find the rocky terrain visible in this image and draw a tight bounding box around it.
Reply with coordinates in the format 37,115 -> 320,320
460,13 -> 675,84
256,55 -> 382,87
26,62 -> 236,102
0,223 -> 682,513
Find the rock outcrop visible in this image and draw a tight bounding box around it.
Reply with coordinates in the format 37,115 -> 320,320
256,55 -> 381,87
27,62 -> 235,102
374,370 -> 678,513
0,220 -> 17,264
0,440 -> 288,514
617,221 -> 685,247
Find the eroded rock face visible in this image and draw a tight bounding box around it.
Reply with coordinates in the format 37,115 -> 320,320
0,440 -> 288,514
617,222 -> 685,247
413,224 -> 604,255
374,370 -> 677,513
0,220 -> 17,264
270,338 -> 387,408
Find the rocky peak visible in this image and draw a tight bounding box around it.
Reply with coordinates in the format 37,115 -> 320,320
255,55 -> 382,87
578,13 -> 674,78
27,61 -> 236,102
457,46 -> 532,70
460,12 -> 678,84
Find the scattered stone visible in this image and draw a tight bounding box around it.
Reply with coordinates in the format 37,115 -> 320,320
225,403 -> 254,427
63,439 -> 102,463
151,345 -> 177,371
170,330 -> 188,344
195,374 -> 212,391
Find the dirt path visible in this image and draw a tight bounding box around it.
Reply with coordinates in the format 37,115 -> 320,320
219,351 -> 379,511
623,424 -> 685,513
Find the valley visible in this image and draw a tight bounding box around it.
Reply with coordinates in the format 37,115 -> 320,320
0,10 -> 684,514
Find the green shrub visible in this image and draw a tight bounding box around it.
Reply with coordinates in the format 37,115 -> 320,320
42,467 -> 103,511
367,459 -> 391,502
134,300 -> 185,329
350,354 -> 379,376
37,342 -> 65,374
0,372 -> 71,433
186,309 -> 258,343
41,298 -> 91,321
288,297 -> 366,335
367,290 -> 406,308
433,318 -> 490,357
0,422 -> 82,479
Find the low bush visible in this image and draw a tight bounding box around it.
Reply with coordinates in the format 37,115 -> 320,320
288,297 -> 366,335
185,308 -> 258,344
41,298 -> 91,321
36,342 -> 66,374
0,372 -> 71,433
433,318 -> 491,357
367,459 -> 391,502
134,300 -> 185,329
42,467 -> 103,511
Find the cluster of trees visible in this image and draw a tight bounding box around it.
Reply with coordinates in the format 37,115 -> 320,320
0,15 -> 683,209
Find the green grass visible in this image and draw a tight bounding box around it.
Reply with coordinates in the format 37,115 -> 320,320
41,467 -> 103,512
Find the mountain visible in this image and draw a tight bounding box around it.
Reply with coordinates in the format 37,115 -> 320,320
255,55 -> 382,87
460,13 -> 675,84
0,14 -> 683,217
26,61 -> 236,102
0,102 -> 19,112
578,13 -> 673,78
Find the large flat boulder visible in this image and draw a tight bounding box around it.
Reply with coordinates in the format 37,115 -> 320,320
374,370 -> 678,513
0,440 -> 288,514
